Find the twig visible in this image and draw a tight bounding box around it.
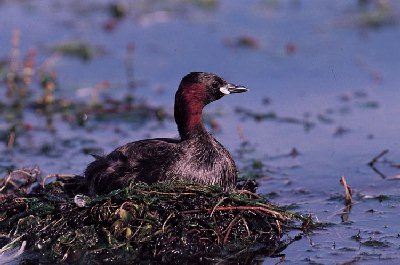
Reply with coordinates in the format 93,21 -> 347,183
255,202 -> 285,219
370,165 -> 386,179
240,217 -> 251,238
41,174 -> 76,188
341,256 -> 361,265
182,206 -> 285,221
236,189 -> 262,198
340,204 -> 352,223
0,168 -> 40,192
39,217 -> 64,233
139,190 -> 196,196
131,218 -> 145,239
223,214 -> 240,244
0,173 -> 13,192
11,168 -> 40,180
367,149 -> 388,178
210,197 -> 228,217
387,175 -> 400,180
340,176 -> 352,205
162,213 -> 174,233
275,219 -> 282,236
367,149 -> 389,166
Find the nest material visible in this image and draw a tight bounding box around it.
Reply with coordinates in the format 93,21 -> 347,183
0,168 -> 310,264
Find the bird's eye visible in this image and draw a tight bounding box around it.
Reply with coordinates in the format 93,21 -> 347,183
212,81 -> 219,89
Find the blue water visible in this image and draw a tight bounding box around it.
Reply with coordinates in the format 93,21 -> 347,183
1,0 -> 400,264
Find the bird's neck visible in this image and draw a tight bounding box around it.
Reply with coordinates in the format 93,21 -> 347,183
175,87 -> 208,140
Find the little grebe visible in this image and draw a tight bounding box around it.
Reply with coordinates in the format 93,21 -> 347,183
84,72 -> 248,195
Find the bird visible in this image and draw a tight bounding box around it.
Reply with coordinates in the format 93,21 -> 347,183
84,72 -> 248,195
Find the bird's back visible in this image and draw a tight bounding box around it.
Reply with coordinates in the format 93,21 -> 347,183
84,134 -> 237,195
84,138 -> 181,195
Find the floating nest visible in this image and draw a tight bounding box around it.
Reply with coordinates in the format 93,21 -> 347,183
0,168 -> 313,264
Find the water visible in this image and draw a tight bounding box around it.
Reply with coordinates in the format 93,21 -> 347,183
1,0 -> 400,264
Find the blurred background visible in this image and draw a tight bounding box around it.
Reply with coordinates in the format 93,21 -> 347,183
1,0 -> 400,264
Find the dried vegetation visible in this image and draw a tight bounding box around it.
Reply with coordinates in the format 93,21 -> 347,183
0,168 -> 312,264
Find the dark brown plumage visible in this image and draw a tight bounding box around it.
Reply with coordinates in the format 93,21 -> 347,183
84,72 -> 248,195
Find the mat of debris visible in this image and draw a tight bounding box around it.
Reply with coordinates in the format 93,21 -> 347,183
0,168 -> 313,264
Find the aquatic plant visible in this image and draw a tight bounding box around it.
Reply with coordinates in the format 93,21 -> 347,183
0,168 -> 311,264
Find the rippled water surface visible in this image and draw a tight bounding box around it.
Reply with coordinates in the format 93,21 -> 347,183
1,0 -> 400,264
